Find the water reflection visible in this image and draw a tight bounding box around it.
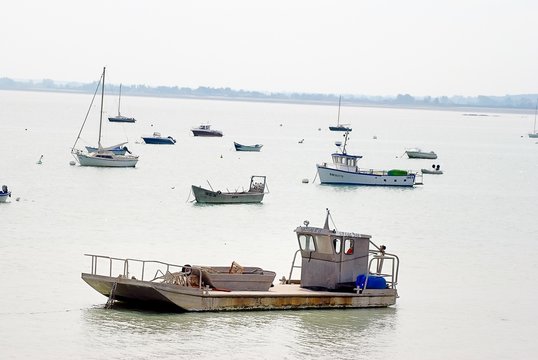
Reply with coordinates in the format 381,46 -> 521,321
82,306 -> 398,358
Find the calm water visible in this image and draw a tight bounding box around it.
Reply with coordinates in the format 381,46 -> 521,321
0,90 -> 537,359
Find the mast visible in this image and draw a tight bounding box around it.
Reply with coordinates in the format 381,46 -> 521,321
532,100 -> 538,134
534,99 -> 537,134
118,84 -> 122,116
337,95 -> 341,126
98,67 -> 105,149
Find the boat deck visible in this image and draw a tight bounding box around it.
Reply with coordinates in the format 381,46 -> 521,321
82,273 -> 397,312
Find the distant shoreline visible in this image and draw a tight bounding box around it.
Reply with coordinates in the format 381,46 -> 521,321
0,86 -> 534,115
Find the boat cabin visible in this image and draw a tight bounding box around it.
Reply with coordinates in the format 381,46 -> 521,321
294,213 -> 373,291
330,152 -> 362,170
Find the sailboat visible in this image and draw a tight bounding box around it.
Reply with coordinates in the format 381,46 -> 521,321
108,84 -> 136,123
329,96 -> 352,132
71,67 -> 139,168
529,100 -> 538,138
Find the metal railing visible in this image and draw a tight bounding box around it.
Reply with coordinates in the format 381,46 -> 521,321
362,250 -> 399,291
84,254 -> 204,289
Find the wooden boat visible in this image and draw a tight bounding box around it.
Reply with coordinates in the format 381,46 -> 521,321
108,84 -> 136,123
191,124 -> 223,137
81,209 -> 400,311
191,175 -> 267,204
71,68 -> 139,168
0,185 -> 11,203
142,132 -> 176,145
329,96 -> 352,132
234,142 -> 262,152
405,148 -> 438,159
317,132 -> 422,187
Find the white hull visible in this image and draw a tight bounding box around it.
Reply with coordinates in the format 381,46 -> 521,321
317,164 -> 418,187
76,153 -> 138,167
406,151 -> 437,159
0,193 -> 10,203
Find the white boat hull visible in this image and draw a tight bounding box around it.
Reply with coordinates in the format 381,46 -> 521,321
406,151 -> 437,159
317,164 -> 418,187
76,153 -> 138,167
0,193 -> 10,203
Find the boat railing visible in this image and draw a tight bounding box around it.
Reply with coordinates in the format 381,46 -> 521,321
84,254 -> 187,282
362,250 -> 399,291
285,250 -> 302,284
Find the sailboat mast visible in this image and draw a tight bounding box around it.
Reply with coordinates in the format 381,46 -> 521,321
532,100 -> 538,134
118,84 -> 122,116
98,67 -> 106,149
534,100 -> 537,133
337,96 -> 341,126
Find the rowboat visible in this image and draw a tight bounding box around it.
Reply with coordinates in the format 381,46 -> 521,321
191,176 -> 267,204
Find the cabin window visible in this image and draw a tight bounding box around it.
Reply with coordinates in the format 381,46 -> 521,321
333,238 -> 342,254
316,235 -> 333,254
298,234 -> 316,252
344,239 -> 354,255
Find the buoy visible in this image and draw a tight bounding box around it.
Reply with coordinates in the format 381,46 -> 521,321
69,161 -> 76,166
302,178 -> 309,183
373,135 -> 377,139
16,197 -> 20,202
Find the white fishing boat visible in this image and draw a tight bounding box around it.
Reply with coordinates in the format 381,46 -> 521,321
191,175 -> 267,204
317,132 -> 422,187
71,68 -> 139,168
0,185 -> 11,203
405,148 -> 438,159
108,84 -> 136,123
81,209 -> 399,311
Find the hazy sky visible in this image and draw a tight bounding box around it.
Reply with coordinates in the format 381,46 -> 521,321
3,0 -> 537,96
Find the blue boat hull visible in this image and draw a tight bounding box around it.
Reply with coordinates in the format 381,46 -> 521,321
142,137 -> 176,145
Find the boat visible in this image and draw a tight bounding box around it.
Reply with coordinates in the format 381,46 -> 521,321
233,142 -> 263,152
0,185 -> 11,203
108,84 -> 136,123
529,100 -> 538,138
191,124 -> 223,137
71,68 -> 139,168
81,209 -> 399,311
405,148 -> 438,159
329,96 -> 352,132
191,175 -> 267,204
317,132 -> 422,187
421,164 -> 443,175
85,142 -> 130,155
142,132 -> 176,145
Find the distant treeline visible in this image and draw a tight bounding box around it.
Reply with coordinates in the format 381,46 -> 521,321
1,76 -> 536,109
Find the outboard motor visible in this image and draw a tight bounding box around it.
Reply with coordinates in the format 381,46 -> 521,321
1,185 -> 7,193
